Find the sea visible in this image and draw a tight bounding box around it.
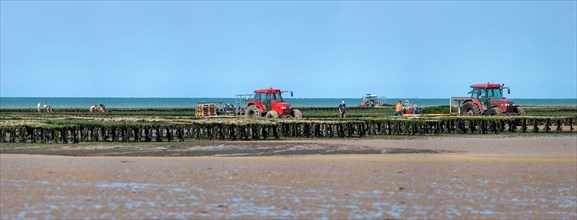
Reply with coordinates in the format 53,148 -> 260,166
1,97 -> 576,109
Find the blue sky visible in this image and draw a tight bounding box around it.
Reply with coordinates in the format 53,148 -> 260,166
1,1 -> 575,98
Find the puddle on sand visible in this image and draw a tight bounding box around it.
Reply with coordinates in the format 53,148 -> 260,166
4,178 -> 576,219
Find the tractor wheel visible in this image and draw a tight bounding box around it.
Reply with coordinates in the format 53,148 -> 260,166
515,107 -> 526,116
292,109 -> 303,119
245,105 -> 261,118
265,110 -> 280,119
460,102 -> 480,116
486,107 -> 503,116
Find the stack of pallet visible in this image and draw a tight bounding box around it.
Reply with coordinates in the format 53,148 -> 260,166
195,104 -> 217,117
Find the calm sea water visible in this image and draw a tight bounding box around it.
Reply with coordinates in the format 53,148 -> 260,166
1,97 -> 576,109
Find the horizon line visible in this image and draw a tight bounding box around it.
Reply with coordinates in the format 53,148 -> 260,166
1,96 -> 577,99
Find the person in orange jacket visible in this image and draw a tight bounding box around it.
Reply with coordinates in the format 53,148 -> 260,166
395,100 -> 403,116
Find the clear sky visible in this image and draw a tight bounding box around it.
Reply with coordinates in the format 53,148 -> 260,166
1,1 -> 575,98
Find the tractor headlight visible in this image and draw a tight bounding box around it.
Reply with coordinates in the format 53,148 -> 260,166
281,106 -> 287,109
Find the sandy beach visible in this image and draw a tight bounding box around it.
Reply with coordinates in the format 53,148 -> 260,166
1,135 -> 576,219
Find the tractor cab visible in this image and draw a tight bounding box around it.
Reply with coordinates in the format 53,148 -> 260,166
469,84 -> 509,99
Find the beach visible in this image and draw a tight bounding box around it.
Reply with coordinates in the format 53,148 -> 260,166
1,135 -> 576,219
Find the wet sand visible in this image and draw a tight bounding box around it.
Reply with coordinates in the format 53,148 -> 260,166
1,135 -> 576,219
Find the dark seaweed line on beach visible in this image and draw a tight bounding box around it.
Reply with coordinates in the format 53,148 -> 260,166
0,117 -> 574,143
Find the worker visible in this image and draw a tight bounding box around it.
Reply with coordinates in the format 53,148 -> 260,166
236,102 -> 242,116
339,101 -> 346,118
90,104 -> 97,112
224,103 -> 232,112
99,104 -> 106,112
395,100 -> 403,116
37,102 -> 42,112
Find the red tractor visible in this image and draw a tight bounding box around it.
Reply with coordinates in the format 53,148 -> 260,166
454,83 -> 525,116
238,88 -> 302,118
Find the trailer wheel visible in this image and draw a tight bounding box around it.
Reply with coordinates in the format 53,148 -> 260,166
266,111 -> 279,119
460,102 -> 480,116
245,105 -> 261,118
292,109 -> 303,118
486,107 -> 503,116
515,107 -> 526,116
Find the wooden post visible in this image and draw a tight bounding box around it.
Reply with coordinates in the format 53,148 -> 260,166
544,119 -> 551,133
18,127 -> 26,143
272,125 -> 279,139
0,129 -> 5,143
50,129 -> 56,143
72,127 -> 79,143
166,127 -> 172,142
61,128 -> 68,144
155,126 -> 161,142
144,126 -> 151,142
111,127 -> 117,142
9,128 -> 16,143
177,127 -> 184,142
134,127 -> 139,142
